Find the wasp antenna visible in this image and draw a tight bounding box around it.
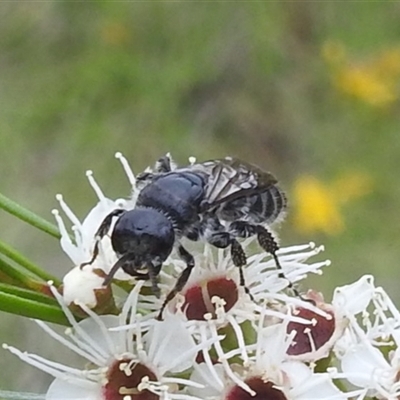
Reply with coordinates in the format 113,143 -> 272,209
103,253 -> 134,286
103,264 -> 121,286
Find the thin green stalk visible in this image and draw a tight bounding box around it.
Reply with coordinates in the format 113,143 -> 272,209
0,290 -> 69,326
0,192 -> 60,239
0,257 -> 57,297
0,257 -> 39,288
0,240 -> 61,285
0,282 -> 58,306
0,269 -> 20,286
0,390 -> 46,400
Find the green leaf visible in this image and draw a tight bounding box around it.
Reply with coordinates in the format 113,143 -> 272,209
0,257 -> 42,290
0,390 -> 45,400
0,290 -> 69,326
0,192 -> 60,239
0,283 -> 58,306
0,240 -> 61,286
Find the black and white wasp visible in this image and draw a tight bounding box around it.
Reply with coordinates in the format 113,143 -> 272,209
81,155 -> 289,319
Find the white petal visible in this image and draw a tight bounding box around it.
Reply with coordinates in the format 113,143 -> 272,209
46,378 -> 100,400
189,363 -> 225,399
257,323 -> 289,367
144,315 -> 197,373
333,275 -> 375,315
281,361 -> 312,387
53,210 -> 82,266
292,372 -> 347,399
341,344 -> 391,388
77,315 -> 121,358
79,200 -> 117,248
283,362 -> 347,399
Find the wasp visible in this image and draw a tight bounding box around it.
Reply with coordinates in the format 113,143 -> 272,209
81,155 -> 288,319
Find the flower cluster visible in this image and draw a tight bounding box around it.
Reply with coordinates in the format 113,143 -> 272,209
3,153 -> 400,400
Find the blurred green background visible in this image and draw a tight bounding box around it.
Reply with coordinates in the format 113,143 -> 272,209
1,2 -> 400,392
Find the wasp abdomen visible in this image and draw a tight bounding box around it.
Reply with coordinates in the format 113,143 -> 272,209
252,185 -> 287,224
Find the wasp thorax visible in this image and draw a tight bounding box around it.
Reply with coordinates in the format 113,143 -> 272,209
226,378 -> 287,400
182,277 -> 239,320
102,359 -> 158,400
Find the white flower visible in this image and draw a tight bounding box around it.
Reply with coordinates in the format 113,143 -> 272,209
52,153 -> 138,281
61,265 -> 118,314
188,310 -> 350,400
157,241 -> 330,320
283,275 -> 384,363
115,240 -> 331,367
333,278 -> 400,399
3,281 -> 215,400
10,151 -> 396,400
332,274 -> 377,317
341,343 -> 399,399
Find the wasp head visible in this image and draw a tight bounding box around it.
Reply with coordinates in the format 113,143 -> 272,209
111,207 -> 175,272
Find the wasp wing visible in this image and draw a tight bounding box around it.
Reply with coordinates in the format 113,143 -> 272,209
193,158 -> 278,209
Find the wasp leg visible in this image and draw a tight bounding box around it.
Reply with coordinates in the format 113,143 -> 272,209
207,230 -> 248,288
136,154 -> 174,184
157,244 -> 195,321
230,238 -> 254,301
202,215 -> 254,301
80,209 -> 126,269
201,214 -> 230,247
229,221 -> 304,300
146,262 -> 162,299
207,232 -> 230,248
185,224 -> 201,241
155,154 -> 173,173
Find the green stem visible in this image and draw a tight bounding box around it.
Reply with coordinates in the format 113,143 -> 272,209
0,257 -> 39,288
0,240 -> 61,285
0,192 -> 61,239
0,282 -> 58,306
0,257 -> 58,297
0,290 -> 69,325
0,269 -> 20,286
0,390 -> 46,400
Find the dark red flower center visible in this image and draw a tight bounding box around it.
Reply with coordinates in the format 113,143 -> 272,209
102,359 -> 158,400
182,277 -> 239,320
226,377 -> 287,400
286,307 -> 335,356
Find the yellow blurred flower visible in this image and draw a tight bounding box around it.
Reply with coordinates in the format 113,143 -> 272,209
336,65 -> 397,107
322,41 -> 400,107
292,172 -> 373,235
